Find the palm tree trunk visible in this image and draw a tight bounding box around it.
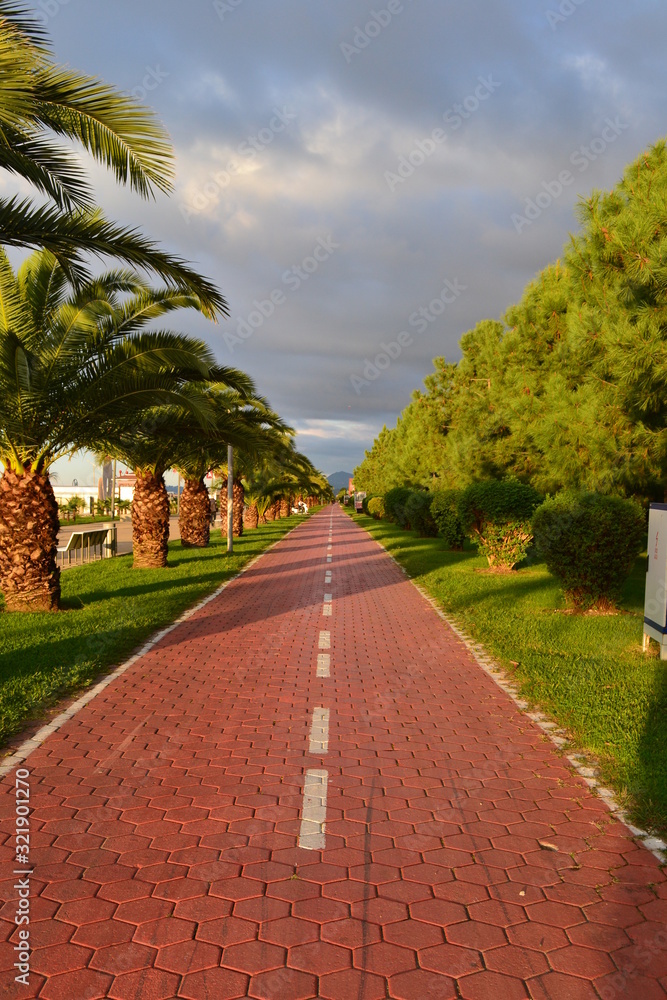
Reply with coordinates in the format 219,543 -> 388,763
279,497 -> 290,518
265,502 -> 275,522
179,477 -> 210,548
132,470 -> 170,568
0,466 -> 60,612
233,479 -> 244,537
244,504 -> 259,530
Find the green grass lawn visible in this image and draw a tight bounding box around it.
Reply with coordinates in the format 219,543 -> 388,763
0,515 -> 310,751
58,513 -> 122,526
350,510 -> 667,837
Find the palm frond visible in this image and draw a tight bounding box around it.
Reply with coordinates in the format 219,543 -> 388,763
0,198 -> 228,319
32,63 -> 174,198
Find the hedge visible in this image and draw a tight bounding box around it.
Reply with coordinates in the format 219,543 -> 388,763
430,489 -> 465,550
532,491 -> 646,610
458,479 -> 543,570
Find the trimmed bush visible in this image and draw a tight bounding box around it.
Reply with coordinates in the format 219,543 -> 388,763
384,487 -> 414,528
430,489 -> 465,550
367,496 -> 386,519
405,491 -> 438,537
532,491 -> 645,610
361,494 -> 376,515
458,479 -> 543,570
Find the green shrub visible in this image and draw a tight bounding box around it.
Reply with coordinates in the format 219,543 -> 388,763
458,479 -> 543,570
361,494 -> 376,515
384,487 -> 414,528
367,496 -> 385,519
405,491 -> 438,537
430,489 -> 465,549
532,491 -> 646,610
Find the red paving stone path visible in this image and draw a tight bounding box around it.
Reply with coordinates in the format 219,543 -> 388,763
1,505 -> 666,1000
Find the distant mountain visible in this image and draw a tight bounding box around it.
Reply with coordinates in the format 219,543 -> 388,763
327,471 -> 353,494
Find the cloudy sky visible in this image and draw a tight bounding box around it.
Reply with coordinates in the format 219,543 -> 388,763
39,0 -> 666,483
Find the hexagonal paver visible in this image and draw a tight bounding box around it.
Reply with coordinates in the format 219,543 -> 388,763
389,968 -> 458,1000
260,916 -> 319,948
248,967 -> 317,999
288,940 -> 350,975
548,944 -> 615,978
154,938 -> 221,973
223,939 -> 286,975
106,967 -> 181,1000
485,943 -> 549,977
353,940 -> 416,976
179,968 -> 249,1000
319,967 -> 386,1000
457,969 -> 530,1000
37,968 -> 112,1000
420,942 -> 483,977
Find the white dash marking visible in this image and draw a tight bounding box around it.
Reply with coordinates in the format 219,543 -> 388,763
319,631 -> 330,649
299,769 -> 328,850
317,653 -> 330,677
322,604 -> 332,616
308,707 -> 330,754
326,555 -> 332,563
324,593 -> 332,602
325,572 -> 332,583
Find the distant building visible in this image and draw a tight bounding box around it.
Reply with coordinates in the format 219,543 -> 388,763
117,471 -> 136,502
52,485 -> 99,512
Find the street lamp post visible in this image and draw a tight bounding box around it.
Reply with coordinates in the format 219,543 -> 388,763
227,444 -> 233,553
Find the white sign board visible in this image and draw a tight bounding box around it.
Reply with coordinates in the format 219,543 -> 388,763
644,504 -> 667,658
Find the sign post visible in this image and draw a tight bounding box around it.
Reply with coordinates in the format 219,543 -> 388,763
643,503 -> 667,659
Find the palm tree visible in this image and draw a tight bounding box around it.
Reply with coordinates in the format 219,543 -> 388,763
178,403 -> 290,543
0,2 -> 225,315
172,393 -> 274,548
0,249 -> 230,610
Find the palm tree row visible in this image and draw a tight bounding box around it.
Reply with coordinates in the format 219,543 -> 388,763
0,247 -> 331,611
0,3 -> 332,614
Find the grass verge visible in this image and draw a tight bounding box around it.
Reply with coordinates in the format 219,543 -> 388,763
0,515 -> 310,751
350,509 -> 667,837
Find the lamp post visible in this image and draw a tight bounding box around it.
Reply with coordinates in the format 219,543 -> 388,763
227,444 -> 233,553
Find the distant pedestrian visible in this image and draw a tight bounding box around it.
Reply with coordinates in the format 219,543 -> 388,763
210,496 -> 217,526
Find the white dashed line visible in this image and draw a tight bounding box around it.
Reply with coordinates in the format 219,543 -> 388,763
324,593 -> 332,602
308,707 -> 330,754
325,572 -> 332,583
299,769 -> 328,850
319,631 -> 330,649
322,604 -> 332,616
316,653 -> 330,677
326,555 -> 332,563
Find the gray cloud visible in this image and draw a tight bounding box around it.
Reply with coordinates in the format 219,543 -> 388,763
43,0 -> 667,478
